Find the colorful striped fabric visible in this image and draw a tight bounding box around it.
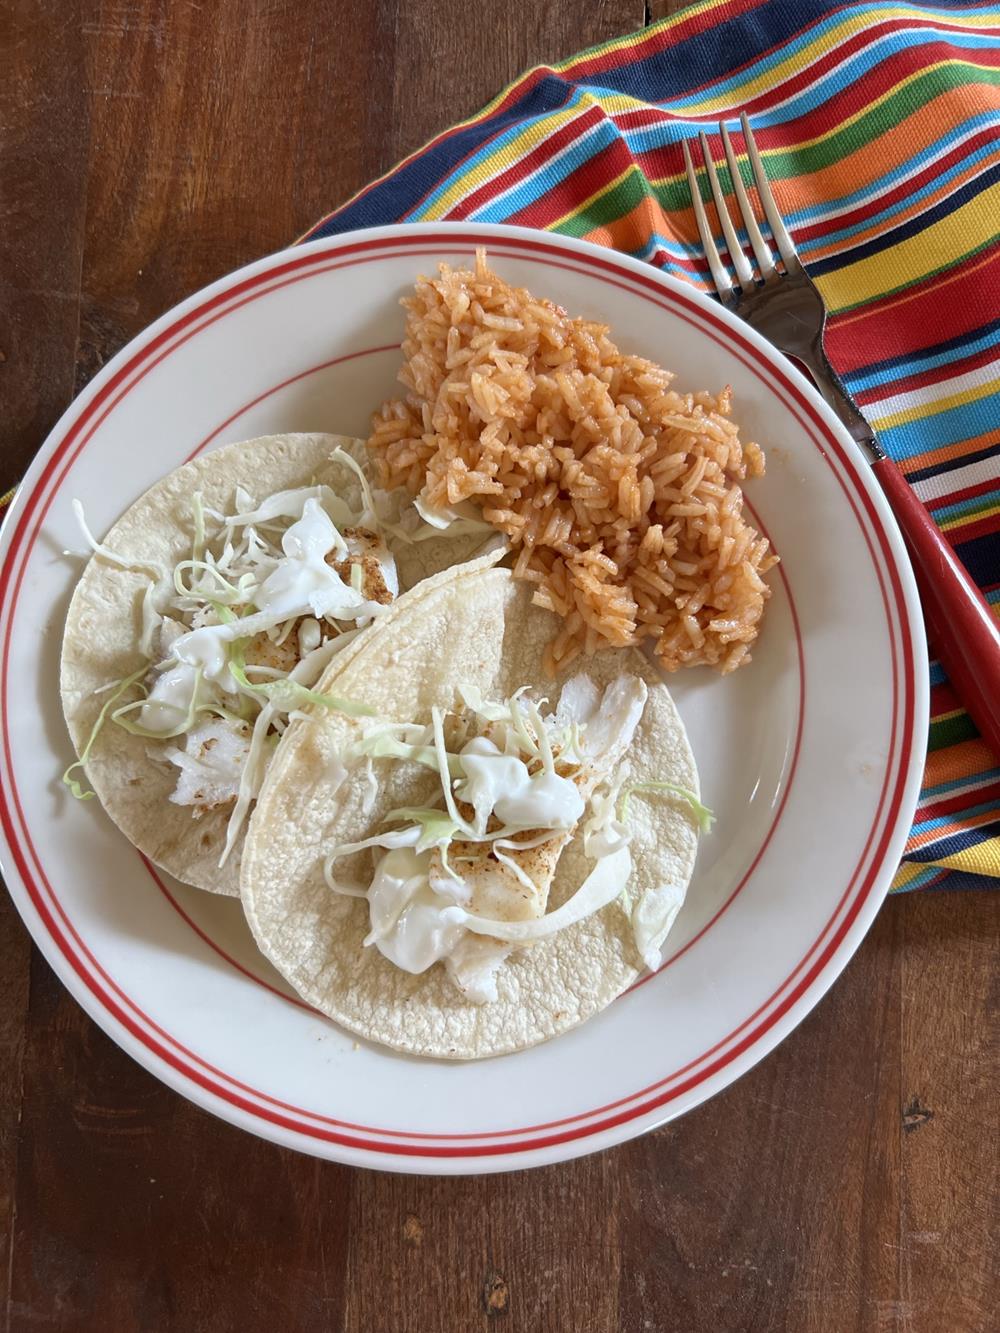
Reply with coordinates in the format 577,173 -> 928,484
303,0 -> 1000,893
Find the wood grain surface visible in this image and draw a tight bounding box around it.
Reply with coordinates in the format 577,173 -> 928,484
1,2 -> 996,1330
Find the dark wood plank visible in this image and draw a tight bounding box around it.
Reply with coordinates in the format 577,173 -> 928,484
0,897 -> 31,1317
898,891 -> 998,1333
0,0 -> 90,1302
343,1152 -> 620,1332
362,0 -> 648,171
0,0 -> 90,486
649,1 -> 698,20
616,903 -> 904,1333
67,0 -> 651,390
8,954 -> 356,1333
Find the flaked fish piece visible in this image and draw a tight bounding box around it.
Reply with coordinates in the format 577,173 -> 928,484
164,717 -> 253,813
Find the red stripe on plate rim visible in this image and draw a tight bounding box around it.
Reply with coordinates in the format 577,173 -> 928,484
0,228 -> 921,1159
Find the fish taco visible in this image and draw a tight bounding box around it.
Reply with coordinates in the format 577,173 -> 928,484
241,564 -> 706,1059
60,432 -> 493,894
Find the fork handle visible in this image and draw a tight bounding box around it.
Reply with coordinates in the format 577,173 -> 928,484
872,458 -> 1000,758
796,345 -> 1000,760
795,341 -> 886,462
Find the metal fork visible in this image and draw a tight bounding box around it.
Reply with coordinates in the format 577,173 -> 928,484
684,118 -> 1000,757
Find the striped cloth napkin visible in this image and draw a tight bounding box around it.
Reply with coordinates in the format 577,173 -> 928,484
303,0 -> 1000,894
5,1 -> 997,893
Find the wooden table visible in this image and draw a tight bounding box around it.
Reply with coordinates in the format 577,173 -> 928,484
2,3 -> 996,1329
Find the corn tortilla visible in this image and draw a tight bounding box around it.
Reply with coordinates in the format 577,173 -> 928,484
241,566 -> 700,1058
59,432 -> 491,894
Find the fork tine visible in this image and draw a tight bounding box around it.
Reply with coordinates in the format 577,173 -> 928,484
698,131 -> 755,291
741,112 -> 805,273
682,137 -> 734,300
740,112 -> 800,272
719,121 -> 776,280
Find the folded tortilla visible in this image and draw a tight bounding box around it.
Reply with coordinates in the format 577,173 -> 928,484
241,565 -> 701,1059
59,432 -> 490,895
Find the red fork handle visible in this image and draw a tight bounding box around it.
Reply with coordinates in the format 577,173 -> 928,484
873,455 -> 1000,759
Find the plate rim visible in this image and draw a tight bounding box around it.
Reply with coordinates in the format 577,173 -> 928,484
0,222 -> 928,1173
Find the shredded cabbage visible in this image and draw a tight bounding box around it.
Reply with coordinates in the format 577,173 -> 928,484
227,641 -> 372,718
74,499 -> 167,657
219,700 -> 275,867
456,684 -> 510,721
339,679 -> 710,988
329,446 -> 378,526
412,494 -> 493,533
69,459 -> 389,851
355,729 -> 463,777
138,581 -> 161,658
62,665 -> 150,799
110,668 -> 207,739
264,678 -> 374,719
325,825 -> 422,870
383,807 -> 460,853
442,844 -> 633,943
350,684 -> 595,870
218,633 -> 369,865
430,706 -> 476,837
220,483 -> 351,532
191,491 -> 206,567
490,846 -> 540,893
618,781 -> 714,833
173,559 -> 246,604
72,499 -> 166,584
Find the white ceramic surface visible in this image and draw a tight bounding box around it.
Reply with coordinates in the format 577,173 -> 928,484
0,223 -> 927,1173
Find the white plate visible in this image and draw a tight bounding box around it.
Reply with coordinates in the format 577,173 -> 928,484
0,224 -> 926,1173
